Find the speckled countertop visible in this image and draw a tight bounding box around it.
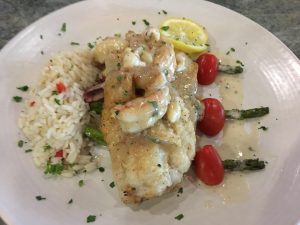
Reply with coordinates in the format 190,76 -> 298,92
0,0 -> 299,224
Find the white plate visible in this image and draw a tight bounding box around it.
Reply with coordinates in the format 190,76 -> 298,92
1,0 -> 300,224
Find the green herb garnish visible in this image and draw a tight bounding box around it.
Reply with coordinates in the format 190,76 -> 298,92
13,96 -> 22,102
44,162 -> 64,175
17,85 -> 29,92
162,10 -> 168,15
70,42 -> 80,46
258,126 -> 268,131
177,187 -> 183,194
54,98 -> 61,105
61,22 -> 66,32
109,182 -> 115,188
161,26 -> 169,31
40,35 -> 43,39
43,144 -> 51,151
36,195 -> 46,201
83,127 -> 106,145
79,180 -> 84,187
142,19 -> 150,26
18,140 -> 24,148
68,199 -> 73,204
87,43 -> 94,49
175,214 -> 184,221
86,215 -> 96,223
52,90 -> 58,95
98,167 -> 105,173
132,21 -> 136,25
89,101 -> 103,114
25,149 -> 33,153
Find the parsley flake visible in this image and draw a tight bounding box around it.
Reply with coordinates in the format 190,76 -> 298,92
177,187 -> 183,194
88,42 -> 94,49
175,214 -> 184,221
44,162 -> 64,175
43,144 -> 51,151
13,96 -> 22,102
18,140 -> 24,148
142,19 -> 150,26
79,180 -> 84,187
25,149 -> 33,153
40,35 -> 43,39
36,195 -> 46,201
132,21 -> 136,25
109,181 -> 115,188
162,10 -> 168,15
70,42 -> 80,46
61,22 -> 66,32
54,98 -> 61,105
17,85 -> 29,92
68,199 -> 73,204
86,215 -> 96,223
258,126 -> 268,131
98,167 -> 105,173
161,26 -> 169,31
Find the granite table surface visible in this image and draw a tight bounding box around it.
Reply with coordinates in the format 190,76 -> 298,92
0,0 -> 299,224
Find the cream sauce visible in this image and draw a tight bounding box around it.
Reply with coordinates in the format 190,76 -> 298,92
203,54 -> 260,204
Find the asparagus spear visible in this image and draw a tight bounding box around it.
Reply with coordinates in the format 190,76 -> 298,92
222,159 -> 266,171
89,101 -> 103,114
218,63 -> 243,74
225,107 -> 269,120
83,127 -> 106,145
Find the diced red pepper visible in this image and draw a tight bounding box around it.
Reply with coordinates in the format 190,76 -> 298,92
56,82 -> 66,93
54,150 -> 64,157
29,101 -> 35,107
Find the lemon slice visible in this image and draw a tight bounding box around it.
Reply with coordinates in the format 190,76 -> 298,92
160,18 -> 208,53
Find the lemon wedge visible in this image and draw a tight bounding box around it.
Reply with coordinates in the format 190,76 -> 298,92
160,18 -> 208,54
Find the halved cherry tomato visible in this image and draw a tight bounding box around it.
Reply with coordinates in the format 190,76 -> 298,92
194,145 -> 224,185
54,150 -> 64,158
56,82 -> 66,93
196,53 -> 218,85
197,98 -> 225,136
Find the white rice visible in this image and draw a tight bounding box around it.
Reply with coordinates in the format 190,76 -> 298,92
18,48 -> 102,176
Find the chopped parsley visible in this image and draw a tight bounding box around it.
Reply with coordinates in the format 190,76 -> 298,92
114,33 -> 121,38
162,10 -> 168,15
44,162 -> 64,175
89,101 -> 103,114
258,126 -> 268,131
163,69 -> 169,77
148,101 -> 159,117
87,42 -> 94,49
174,214 -> 184,221
17,85 -> 29,92
54,98 -> 61,105
70,42 -> 80,46
157,164 -> 161,167
132,21 -> 136,25
177,187 -> 183,194
117,75 -> 123,81
236,60 -> 245,67
161,26 -> 169,31
86,215 -> 96,223
25,149 -> 33,153
109,181 -> 115,188
40,34 -> 43,39
68,199 -> 73,204
226,47 -> 236,55
61,22 -> 66,32
13,96 -> 22,102
98,167 -> 105,173
18,140 -> 24,148
41,50 -> 44,55
142,19 -> 150,26
123,90 -> 128,96
52,90 -> 58,95
117,62 -> 121,69
79,180 -> 84,187
35,195 -> 46,201
43,144 -> 51,151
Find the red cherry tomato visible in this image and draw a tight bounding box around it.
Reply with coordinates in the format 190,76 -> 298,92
194,145 -> 224,185
54,150 -> 64,158
197,98 -> 225,136
196,53 -> 218,85
56,82 -> 66,93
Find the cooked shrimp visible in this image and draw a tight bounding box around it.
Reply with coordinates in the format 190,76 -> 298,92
112,87 -> 170,133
